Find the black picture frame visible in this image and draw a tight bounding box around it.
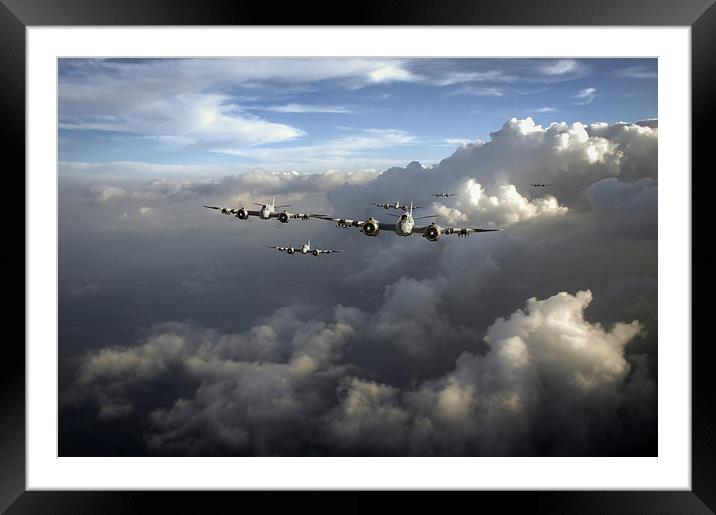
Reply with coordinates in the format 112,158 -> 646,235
2,1 -> 710,513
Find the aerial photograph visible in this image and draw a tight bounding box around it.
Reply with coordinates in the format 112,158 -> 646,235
58,57 -> 658,456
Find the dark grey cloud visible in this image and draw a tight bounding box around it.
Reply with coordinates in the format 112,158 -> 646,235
59,118 -> 657,456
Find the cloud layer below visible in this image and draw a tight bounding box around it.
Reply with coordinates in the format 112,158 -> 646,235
59,117 -> 658,456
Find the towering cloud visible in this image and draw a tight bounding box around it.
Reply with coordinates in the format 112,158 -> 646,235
60,118 -> 658,456
65,290 -> 652,456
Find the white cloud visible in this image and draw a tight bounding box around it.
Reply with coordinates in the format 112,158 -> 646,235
59,58 -> 424,153
453,181 -> 568,227
88,184 -> 127,204
68,116 -> 647,235
67,288 -> 650,455
60,114 -> 658,456
216,128 -> 418,170
328,290 -> 649,455
367,63 -> 419,83
435,70 -> 516,86
61,92 -> 304,149
324,117 -> 651,230
539,59 -> 587,77
443,138 -> 474,147
574,87 -> 597,104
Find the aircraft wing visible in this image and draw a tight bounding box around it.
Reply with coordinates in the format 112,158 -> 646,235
268,246 -> 298,253
413,225 -> 500,236
443,227 -> 501,236
291,212 -> 328,220
314,215 -> 364,227
203,205 -> 237,214
203,205 -> 260,217
314,215 -> 396,233
268,212 -> 326,220
316,249 -> 344,254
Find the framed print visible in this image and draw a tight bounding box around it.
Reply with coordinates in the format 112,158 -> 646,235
2,0 -> 712,513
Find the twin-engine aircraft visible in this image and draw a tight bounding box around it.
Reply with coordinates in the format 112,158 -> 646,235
432,192 -> 456,197
203,196 -> 321,223
372,201 -> 422,211
268,240 -> 343,256
316,202 -> 499,241
529,183 -> 551,187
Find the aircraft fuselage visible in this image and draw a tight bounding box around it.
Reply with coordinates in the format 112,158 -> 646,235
259,205 -> 273,219
396,214 -> 415,236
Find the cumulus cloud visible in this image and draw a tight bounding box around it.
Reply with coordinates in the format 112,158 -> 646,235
60,115 -> 658,457
88,184 -> 127,205
433,181 -> 568,227
326,378 -> 409,454
584,178 -> 657,240
325,118 -> 656,230
327,290 -> 651,456
65,290 -> 652,455
404,290 -> 646,455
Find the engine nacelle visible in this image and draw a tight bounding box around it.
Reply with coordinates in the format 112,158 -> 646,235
312,249 -> 320,256
423,223 -> 442,242
361,218 -> 380,237
277,211 -> 290,223
287,248 -> 294,254
236,208 -> 249,220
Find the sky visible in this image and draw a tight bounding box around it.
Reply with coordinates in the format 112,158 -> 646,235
58,58 -> 658,457
58,58 -> 657,172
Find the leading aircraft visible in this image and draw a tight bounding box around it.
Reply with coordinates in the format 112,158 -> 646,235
315,202 -> 500,241
203,196 -> 322,223
529,183 -> 551,187
372,201 -> 422,211
268,240 -> 343,256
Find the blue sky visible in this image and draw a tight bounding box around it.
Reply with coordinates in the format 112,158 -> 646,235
59,58 -> 657,173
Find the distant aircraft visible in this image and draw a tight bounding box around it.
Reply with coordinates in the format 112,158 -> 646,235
372,201 -> 422,211
529,183 -> 551,187
432,192 -> 457,198
203,196 -> 322,223
316,202 -> 500,241
268,241 -> 343,256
